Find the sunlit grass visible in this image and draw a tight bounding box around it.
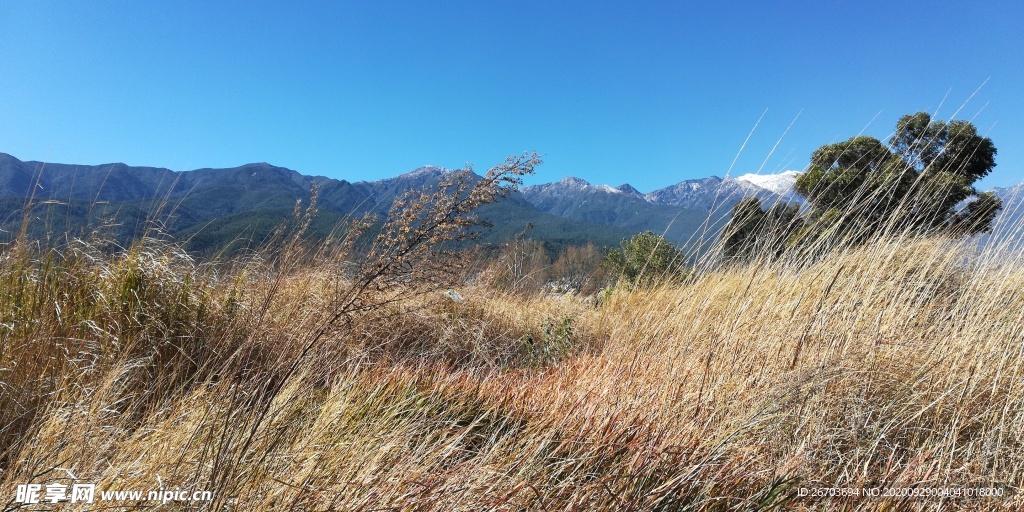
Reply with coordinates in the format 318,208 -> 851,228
1,224 -> 1022,510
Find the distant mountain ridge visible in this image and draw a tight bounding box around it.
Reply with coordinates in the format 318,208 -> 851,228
0,153 -> 634,253
521,173 -> 799,212
0,152 -> 815,255
519,177 -> 707,242
5,151 -> 1017,255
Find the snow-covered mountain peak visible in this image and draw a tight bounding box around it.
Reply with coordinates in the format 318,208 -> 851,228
399,165 -> 450,179
615,184 -> 643,196
558,176 -> 591,188
732,170 -> 802,195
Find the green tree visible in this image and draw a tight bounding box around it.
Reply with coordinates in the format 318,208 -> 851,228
794,112 -> 1000,241
721,197 -> 801,263
602,231 -> 685,287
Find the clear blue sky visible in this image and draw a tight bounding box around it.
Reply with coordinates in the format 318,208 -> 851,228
2,1 -> 1022,190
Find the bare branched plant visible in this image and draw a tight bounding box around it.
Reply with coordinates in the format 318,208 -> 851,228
351,152 -> 541,304
198,153 -> 541,505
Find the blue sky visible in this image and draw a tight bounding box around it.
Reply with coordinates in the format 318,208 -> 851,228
2,1 -> 1022,190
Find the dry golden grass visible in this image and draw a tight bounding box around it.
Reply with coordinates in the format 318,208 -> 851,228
1,228 -> 1022,511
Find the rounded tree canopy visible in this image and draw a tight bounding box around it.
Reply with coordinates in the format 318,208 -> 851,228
794,112 -> 999,237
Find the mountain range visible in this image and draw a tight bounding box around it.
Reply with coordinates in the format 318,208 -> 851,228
2,152 -> 1018,255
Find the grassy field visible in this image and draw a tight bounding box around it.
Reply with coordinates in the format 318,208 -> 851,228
2,231 -> 1022,511
2,160 -> 1023,510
